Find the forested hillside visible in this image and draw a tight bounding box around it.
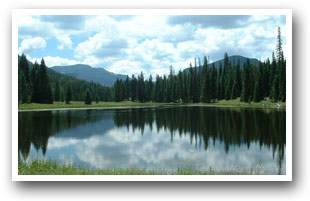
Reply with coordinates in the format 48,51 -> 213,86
18,56 -> 114,104
51,64 -> 127,87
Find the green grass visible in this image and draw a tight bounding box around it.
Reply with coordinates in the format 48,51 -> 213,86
18,101 -> 179,111
18,99 -> 285,111
18,160 -> 256,175
194,98 -> 286,108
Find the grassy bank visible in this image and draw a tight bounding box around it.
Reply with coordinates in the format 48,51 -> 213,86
192,98 -> 286,108
18,99 -> 285,111
18,160 -> 254,175
18,101 -> 179,111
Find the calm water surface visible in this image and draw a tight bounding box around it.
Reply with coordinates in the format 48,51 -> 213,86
18,106 -> 286,174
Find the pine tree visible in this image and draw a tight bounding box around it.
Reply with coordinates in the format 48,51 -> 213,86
60,88 -> 64,102
85,90 -> 92,105
33,58 -> 53,104
131,75 -> 137,101
253,62 -> 264,102
54,80 -> 60,101
95,93 -> 100,103
65,85 -> 71,104
276,27 -> 286,102
124,76 -> 130,100
19,54 -> 30,83
19,72 -> 30,103
241,59 -> 251,102
114,79 -> 121,102
210,63 -> 217,102
200,56 -> 210,103
137,72 -> 145,102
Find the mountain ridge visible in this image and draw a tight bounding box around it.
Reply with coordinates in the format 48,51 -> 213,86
183,55 -> 260,73
51,64 -> 127,87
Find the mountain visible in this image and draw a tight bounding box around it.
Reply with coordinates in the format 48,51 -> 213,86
183,55 -> 260,73
51,64 -> 127,87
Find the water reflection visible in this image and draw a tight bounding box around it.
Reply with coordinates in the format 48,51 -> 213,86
18,107 -> 286,174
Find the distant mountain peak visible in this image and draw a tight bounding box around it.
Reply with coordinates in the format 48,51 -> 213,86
51,64 -> 127,87
183,55 -> 260,73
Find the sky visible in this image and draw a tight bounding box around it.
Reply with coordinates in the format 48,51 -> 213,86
18,15 -> 286,77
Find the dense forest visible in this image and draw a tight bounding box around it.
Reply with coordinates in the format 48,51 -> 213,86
113,27 -> 286,103
18,27 -> 286,105
18,56 -> 113,104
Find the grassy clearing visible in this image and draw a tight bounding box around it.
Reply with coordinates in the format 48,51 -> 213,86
18,99 -> 285,111
18,101 -> 179,111
194,98 -> 286,108
18,160 -> 254,175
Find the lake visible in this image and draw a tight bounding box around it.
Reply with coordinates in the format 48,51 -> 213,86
18,106 -> 286,175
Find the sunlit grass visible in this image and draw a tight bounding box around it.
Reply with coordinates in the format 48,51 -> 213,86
18,101 -> 179,110
18,160 -> 256,175
18,99 -> 285,111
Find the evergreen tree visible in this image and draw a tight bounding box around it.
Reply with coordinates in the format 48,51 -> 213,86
124,76 -> 130,100
253,62 -> 264,102
95,93 -> 100,103
33,58 -> 53,104
137,72 -> 145,102
114,79 -> 122,102
210,63 -> 217,102
277,27 -> 286,102
65,85 -> 71,104
19,72 -> 30,103
131,75 -> 137,101
19,54 -> 30,83
241,59 -> 251,102
84,90 -> 92,105
60,88 -> 64,102
200,56 -> 210,103
54,80 -> 60,101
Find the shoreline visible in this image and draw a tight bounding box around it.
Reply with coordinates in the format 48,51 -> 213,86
18,100 -> 286,112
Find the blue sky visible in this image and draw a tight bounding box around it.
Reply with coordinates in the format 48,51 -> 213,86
18,15 -> 286,77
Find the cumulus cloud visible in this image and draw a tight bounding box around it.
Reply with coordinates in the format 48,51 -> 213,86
56,35 -> 73,50
18,37 -> 47,54
39,15 -> 90,30
18,14 -> 286,77
75,33 -> 128,60
167,15 -> 251,29
28,56 -> 79,67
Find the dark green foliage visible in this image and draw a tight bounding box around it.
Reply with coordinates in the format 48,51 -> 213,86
95,94 -> 100,103
54,80 -> 61,101
31,58 -> 53,104
19,72 -> 30,103
65,85 -> 71,104
241,59 -> 251,102
131,75 -> 137,101
253,63 -> 264,102
19,54 -> 30,83
18,55 -> 115,104
137,72 -> 145,102
84,90 -> 92,105
60,88 -> 64,102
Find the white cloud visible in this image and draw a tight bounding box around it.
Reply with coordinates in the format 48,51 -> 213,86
28,56 -> 79,67
106,60 -> 144,75
56,35 -> 73,50
75,33 -> 128,60
18,37 -> 47,54
18,15 -> 287,77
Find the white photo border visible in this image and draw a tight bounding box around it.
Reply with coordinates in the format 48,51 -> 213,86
12,9 -> 292,181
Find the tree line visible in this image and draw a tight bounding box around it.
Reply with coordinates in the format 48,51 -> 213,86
18,27 -> 286,105
18,56 -> 113,105
113,27 -> 286,103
